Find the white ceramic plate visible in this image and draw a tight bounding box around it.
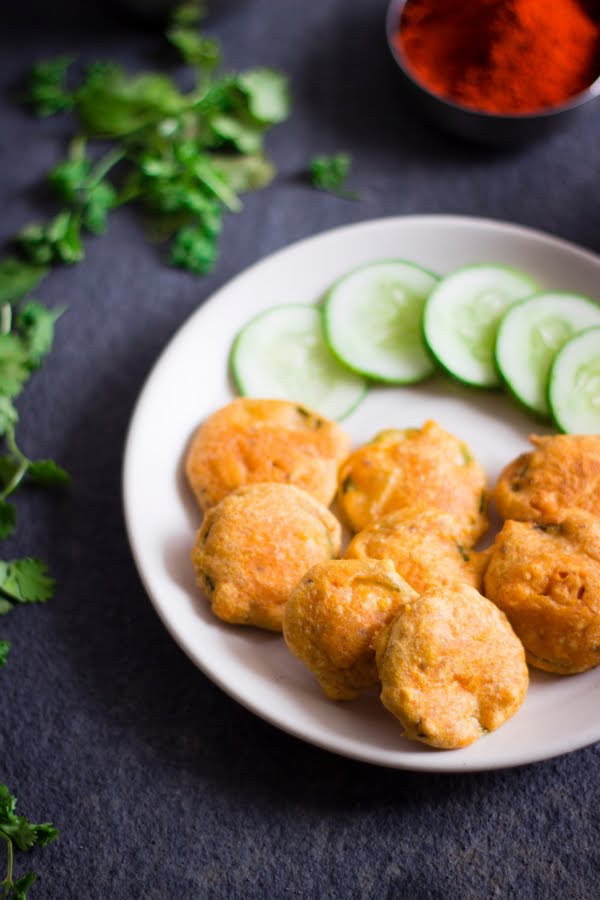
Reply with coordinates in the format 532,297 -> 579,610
123,215 -> 600,772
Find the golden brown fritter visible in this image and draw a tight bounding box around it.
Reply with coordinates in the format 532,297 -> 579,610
483,510 -> 600,674
185,397 -> 351,512
344,505 -> 489,594
375,585 -> 528,749
493,433 -> 600,523
283,558 -> 417,700
336,421 -> 488,542
192,482 -> 341,632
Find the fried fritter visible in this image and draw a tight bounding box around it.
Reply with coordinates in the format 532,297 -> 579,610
483,510 -> 600,674
192,482 -> 341,632
336,421 -> 488,542
493,433 -> 600,523
185,397 -> 351,512
344,505 -> 489,594
283,558 -> 417,700
375,585 -> 528,749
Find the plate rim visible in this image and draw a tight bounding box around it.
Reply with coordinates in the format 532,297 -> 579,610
122,213 -> 600,772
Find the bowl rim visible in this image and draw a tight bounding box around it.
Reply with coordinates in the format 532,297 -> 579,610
385,0 -> 600,122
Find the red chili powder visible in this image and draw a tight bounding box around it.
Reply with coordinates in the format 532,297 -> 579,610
397,0 -> 600,114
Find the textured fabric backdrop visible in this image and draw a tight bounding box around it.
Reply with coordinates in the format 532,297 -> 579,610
1,1 -> 599,897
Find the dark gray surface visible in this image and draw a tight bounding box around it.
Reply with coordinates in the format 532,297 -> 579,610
1,2 -> 600,898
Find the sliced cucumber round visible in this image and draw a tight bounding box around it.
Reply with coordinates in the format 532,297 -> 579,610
423,264 -> 538,387
230,304 -> 368,420
548,326 -> 600,433
495,292 -> 600,417
323,260 -> 439,383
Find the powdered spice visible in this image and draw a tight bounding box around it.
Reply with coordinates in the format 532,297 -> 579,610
397,0 -> 600,114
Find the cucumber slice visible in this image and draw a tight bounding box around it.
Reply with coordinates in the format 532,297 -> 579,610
323,260 -> 439,383
548,326 -> 600,433
230,304 -> 368,420
423,264 -> 538,387
495,292 -> 600,417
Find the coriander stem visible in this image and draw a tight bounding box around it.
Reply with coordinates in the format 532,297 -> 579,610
0,830 -> 13,889
1,459 -> 29,501
69,133 -> 87,163
87,147 -> 126,189
113,182 -> 143,208
1,430 -> 30,501
0,304 -> 11,335
194,159 -> 241,212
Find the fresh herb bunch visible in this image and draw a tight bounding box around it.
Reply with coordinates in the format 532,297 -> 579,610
0,258 -> 67,664
21,1 -> 290,275
0,784 -> 58,899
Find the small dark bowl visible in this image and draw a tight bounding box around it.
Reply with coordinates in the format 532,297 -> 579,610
386,0 -> 600,144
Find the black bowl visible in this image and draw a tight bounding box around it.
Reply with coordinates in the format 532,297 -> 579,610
385,0 -> 600,144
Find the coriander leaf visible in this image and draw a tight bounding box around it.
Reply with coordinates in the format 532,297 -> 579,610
48,211 -> 84,264
48,156 -> 91,205
211,153 -> 274,193
27,55 -> 74,117
0,259 -> 49,306
0,784 -> 17,818
0,640 -> 9,667
209,115 -> 262,154
171,0 -> 205,27
16,302 -> 63,369
193,74 -> 238,117
309,152 -> 357,198
9,870 -> 37,899
0,335 -> 31,398
141,178 -> 196,215
236,69 -> 290,124
167,25 -> 220,74
184,195 -> 222,232
76,64 -> 185,137
0,501 -> 16,540
170,224 -> 218,274
49,148 -> 118,235
4,820 -> 58,853
17,225 -> 53,266
27,460 -> 70,488
138,156 -> 178,180
0,784 -> 58,848
81,180 -> 117,234
18,212 -> 84,266
2,819 -> 40,852
30,824 -> 58,848
0,559 -> 55,604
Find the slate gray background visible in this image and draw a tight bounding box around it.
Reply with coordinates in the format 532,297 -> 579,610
1,1 -> 600,897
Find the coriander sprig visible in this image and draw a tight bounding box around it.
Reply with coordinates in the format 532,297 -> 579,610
309,152 -> 358,199
0,295 -> 67,541
0,278 -> 67,663
20,4 -> 290,276
0,785 -> 58,899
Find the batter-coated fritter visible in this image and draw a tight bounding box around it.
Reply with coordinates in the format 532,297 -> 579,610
344,505 -> 488,594
493,433 -> 600,523
192,482 -> 341,632
185,397 -> 351,512
336,421 -> 488,542
375,585 -> 528,749
483,510 -> 600,674
283,558 -> 417,700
